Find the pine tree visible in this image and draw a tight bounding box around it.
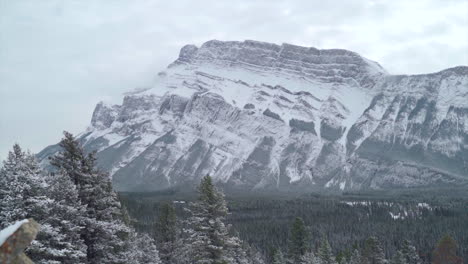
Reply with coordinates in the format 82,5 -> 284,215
246,246 -> 265,264
125,232 -> 162,264
362,236 -> 387,264
431,235 -> 462,264
390,251 -> 407,264
288,217 -> 309,263
317,238 -> 337,264
400,240 -> 420,264
28,172 -> 87,263
155,203 -> 177,264
272,248 -> 286,264
0,144 -> 74,263
300,251 -> 318,264
349,249 -> 362,264
0,144 -> 28,227
0,144 -> 51,227
183,175 -> 249,264
50,131 -> 132,264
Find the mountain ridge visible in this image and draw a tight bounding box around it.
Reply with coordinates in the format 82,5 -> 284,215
38,40 -> 468,192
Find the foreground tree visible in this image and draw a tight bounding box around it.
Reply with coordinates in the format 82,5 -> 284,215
182,175 -> 255,264
401,240 -> 420,264
300,251 -> 319,264
28,172 -> 88,263
317,238 -> 337,264
288,217 -> 309,263
0,144 -> 70,263
50,131 -> 160,263
272,249 -> 286,264
349,249 -> 363,264
126,232 -> 162,264
362,236 -> 387,264
0,144 -> 50,227
390,251 -> 407,264
431,235 -> 462,264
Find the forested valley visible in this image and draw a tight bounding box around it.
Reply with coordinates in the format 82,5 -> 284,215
121,187 -> 468,264
0,132 -> 466,264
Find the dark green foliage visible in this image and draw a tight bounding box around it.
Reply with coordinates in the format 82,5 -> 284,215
119,191 -> 468,264
155,203 -> 177,263
317,238 -> 337,264
391,251 -> 407,264
362,236 -> 386,264
401,240 -> 420,264
288,217 -> 309,263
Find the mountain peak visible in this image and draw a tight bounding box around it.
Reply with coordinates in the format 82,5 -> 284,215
170,40 -> 387,88
39,40 -> 468,193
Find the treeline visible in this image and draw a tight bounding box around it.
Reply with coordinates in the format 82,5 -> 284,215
121,192 -> 468,264
132,193 -> 464,264
268,217 -> 463,264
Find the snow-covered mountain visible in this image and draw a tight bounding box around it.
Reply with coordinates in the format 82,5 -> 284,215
39,40 -> 468,192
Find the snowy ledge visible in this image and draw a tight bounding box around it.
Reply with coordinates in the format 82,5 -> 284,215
0,219 -> 29,247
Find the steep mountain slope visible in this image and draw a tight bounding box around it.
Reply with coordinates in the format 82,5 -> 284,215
38,40 -> 468,192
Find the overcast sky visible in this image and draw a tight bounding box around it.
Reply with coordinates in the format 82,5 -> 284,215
0,0 -> 467,160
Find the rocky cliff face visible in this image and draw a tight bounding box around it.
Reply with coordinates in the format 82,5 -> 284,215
39,40 -> 468,192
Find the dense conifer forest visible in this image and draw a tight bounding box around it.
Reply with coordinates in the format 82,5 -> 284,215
120,189 -> 468,263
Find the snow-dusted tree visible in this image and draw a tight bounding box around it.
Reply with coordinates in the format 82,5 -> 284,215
83,171 -> 132,264
50,132 -> 132,264
317,238 -> 337,264
0,144 -> 50,227
246,246 -> 265,264
300,251 -> 320,264
182,175 -> 250,264
349,249 -> 363,264
400,240 -> 420,264
288,217 -> 309,263
125,232 -> 162,264
28,171 -> 87,263
362,236 -> 387,264
272,249 -> 286,264
0,144 -> 80,263
390,251 -> 407,264
0,144 -> 28,227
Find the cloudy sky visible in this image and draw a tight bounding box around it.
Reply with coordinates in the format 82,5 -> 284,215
0,0 -> 467,160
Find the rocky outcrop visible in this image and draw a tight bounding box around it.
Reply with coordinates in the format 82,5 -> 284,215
0,219 -> 40,264
38,40 -> 468,192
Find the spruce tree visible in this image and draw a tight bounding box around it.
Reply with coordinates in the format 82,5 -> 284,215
0,144 -> 50,227
50,131 -> 131,263
0,144 -> 68,263
400,240 -> 420,264
183,175 -> 250,264
272,248 -> 286,264
390,251 -> 407,264
362,236 -> 387,264
125,232 -> 162,264
317,238 -> 337,264
300,251 -> 318,264
29,172 -> 87,263
288,217 -> 309,263
349,249 -> 362,264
